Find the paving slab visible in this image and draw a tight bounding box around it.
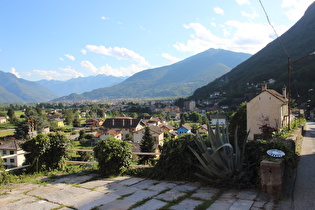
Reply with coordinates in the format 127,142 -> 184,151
229,199 -> 254,210
148,182 -> 178,191
98,199 -> 135,210
131,179 -> 160,189
170,198 -> 203,210
113,186 -> 139,196
5,183 -> 38,194
79,179 -> 114,189
118,177 -> 144,186
191,186 -> 219,200
64,174 -> 96,183
172,183 -> 199,192
0,194 -> 28,207
133,198 -> 167,210
207,200 -> 234,210
155,190 -> 186,201
39,185 -> 105,207
77,192 -> 120,210
123,189 -> 159,203
0,196 -> 60,210
236,190 -> 258,200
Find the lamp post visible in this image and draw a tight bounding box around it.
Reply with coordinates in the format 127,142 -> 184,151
287,51 -> 315,130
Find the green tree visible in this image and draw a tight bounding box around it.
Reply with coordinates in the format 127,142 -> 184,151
229,102 -> 248,144
44,132 -> 71,170
139,127 -> 155,165
93,138 -> 132,176
96,108 -> 105,118
21,133 -> 71,172
130,112 -> 138,118
63,109 -> 74,125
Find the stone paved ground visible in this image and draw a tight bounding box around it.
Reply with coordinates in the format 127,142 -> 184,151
0,173 -> 275,210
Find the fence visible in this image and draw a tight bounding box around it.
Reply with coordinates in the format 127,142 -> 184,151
1,149 -> 161,172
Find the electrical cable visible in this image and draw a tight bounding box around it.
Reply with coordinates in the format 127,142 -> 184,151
258,0 -> 291,58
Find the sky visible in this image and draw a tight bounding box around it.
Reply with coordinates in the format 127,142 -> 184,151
0,0 -> 314,81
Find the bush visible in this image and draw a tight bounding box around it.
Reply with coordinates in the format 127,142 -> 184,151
149,134 -> 200,181
244,139 -> 299,187
93,138 -> 132,176
21,132 -> 72,172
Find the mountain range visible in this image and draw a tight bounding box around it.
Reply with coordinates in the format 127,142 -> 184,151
190,1 -> 315,108
0,71 -> 57,103
37,75 -> 128,97
54,49 -> 251,101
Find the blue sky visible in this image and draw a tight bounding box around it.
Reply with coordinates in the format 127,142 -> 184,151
0,0 -> 314,81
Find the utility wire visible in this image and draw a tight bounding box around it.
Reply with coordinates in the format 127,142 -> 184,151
258,0 -> 291,58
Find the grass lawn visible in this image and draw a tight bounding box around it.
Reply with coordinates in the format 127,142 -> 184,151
0,129 -> 14,137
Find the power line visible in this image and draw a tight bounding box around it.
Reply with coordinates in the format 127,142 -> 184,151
258,0 -> 290,58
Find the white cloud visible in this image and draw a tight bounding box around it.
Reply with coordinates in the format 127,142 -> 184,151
173,21 -> 284,54
213,7 -> 224,15
281,0 -> 314,21
235,0 -> 250,5
80,61 -> 98,73
101,16 -> 109,20
64,54 -> 75,61
162,53 -> 181,63
241,10 -> 259,19
59,57 -> 64,61
85,45 -> 150,67
81,49 -> 87,55
59,67 -> 84,78
32,67 -> 83,81
10,67 -> 21,78
33,70 -> 62,80
80,60 -> 144,77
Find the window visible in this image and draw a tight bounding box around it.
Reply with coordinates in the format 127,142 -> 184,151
3,150 -> 7,155
10,159 -> 15,163
3,158 -> 7,162
10,151 -> 14,155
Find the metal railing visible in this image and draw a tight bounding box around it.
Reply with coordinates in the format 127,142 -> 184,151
1,149 -> 161,172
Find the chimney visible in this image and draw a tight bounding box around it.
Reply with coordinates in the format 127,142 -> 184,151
282,86 -> 287,99
261,81 -> 267,91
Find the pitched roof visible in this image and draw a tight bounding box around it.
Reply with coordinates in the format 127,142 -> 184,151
265,89 -> 288,103
0,140 -> 25,150
95,130 -> 121,138
103,118 -> 143,129
180,124 -> 192,130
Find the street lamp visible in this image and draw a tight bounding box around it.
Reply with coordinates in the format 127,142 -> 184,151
288,51 -> 315,130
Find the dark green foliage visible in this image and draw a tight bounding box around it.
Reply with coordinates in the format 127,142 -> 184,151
189,123 -> 247,187
21,132 -> 72,172
138,127 -> 155,165
229,102 -> 247,144
244,140 -> 299,186
44,132 -> 72,170
150,134 -> 200,181
93,138 -> 132,176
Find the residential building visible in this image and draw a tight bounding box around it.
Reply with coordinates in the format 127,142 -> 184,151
0,117 -> 7,123
94,130 -> 122,141
0,140 -> 25,169
210,115 -> 227,125
133,125 -> 164,146
247,82 -> 289,140
177,124 -> 192,136
102,117 -> 145,139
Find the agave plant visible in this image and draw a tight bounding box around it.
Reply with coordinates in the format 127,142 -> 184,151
188,123 -> 247,186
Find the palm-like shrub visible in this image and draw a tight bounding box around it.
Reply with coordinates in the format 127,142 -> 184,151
189,123 -> 247,186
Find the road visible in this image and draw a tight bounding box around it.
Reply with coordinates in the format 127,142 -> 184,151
278,121 -> 315,209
